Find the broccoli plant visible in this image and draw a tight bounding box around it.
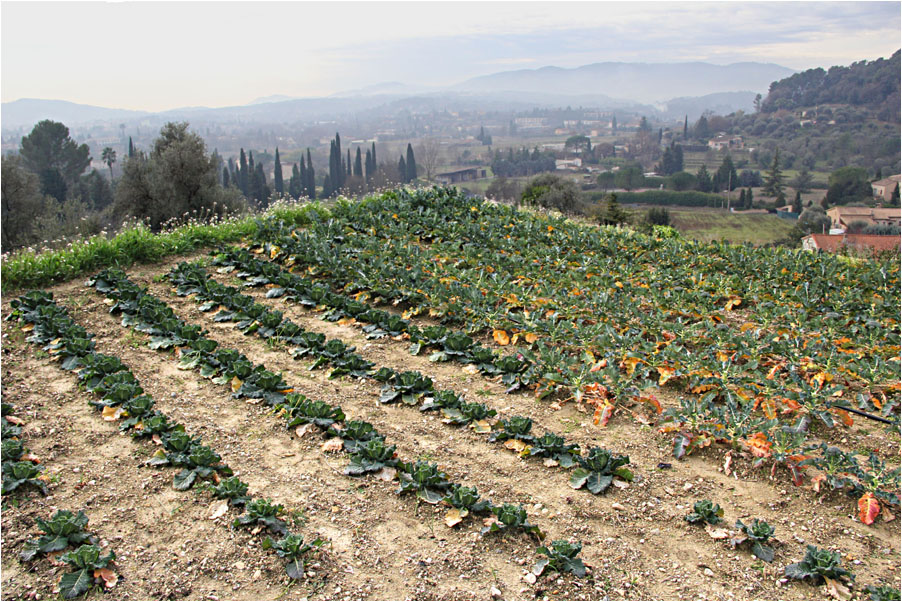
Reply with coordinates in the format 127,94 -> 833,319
58,544 -> 116,599
234,498 -> 287,535
481,504 -> 544,539
379,371 -> 434,405
785,545 -> 854,584
419,390 -> 464,413
489,416 -> 535,444
344,438 -> 398,475
262,533 -> 325,580
441,402 -> 497,428
279,395 -> 346,429
866,585 -> 901,601
1,461 -> 46,495
1,439 -> 24,463
528,432 -> 581,468
397,461 -> 452,503
733,519 -> 775,562
569,447 -> 632,495
684,500 -> 724,525
328,420 -> 381,453
213,476 -> 250,506
20,510 -> 95,561
533,540 -> 587,578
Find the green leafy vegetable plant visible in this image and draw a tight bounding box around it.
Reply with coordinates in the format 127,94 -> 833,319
533,540 -> 587,577
784,545 -> 854,584
569,447 -> 632,495
684,500 -> 724,525
234,498 -> 287,535
262,533 -> 325,580
397,461 -> 452,503
20,510 -> 95,561
344,438 -> 398,475
58,544 -> 116,600
481,504 -> 544,539
733,519 -> 775,562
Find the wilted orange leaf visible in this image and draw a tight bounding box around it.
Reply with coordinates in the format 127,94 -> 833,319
593,404 -> 614,427
524,333 -> 538,344
832,408 -> 854,427
724,297 -> 742,311
101,406 -> 123,422
320,438 -> 344,453
858,492 -> 880,525
657,366 -> 676,386
94,568 -> 118,589
621,357 -> 642,376
503,439 -> 527,453
492,329 -> 510,346
758,398 -> 777,420
742,432 -> 772,458
230,376 -> 243,392
739,322 -> 757,333
445,508 -> 465,528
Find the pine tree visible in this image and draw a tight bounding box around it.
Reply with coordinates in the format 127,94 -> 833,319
128,137 -> 135,158
354,147 -> 363,177
398,156 -> 407,184
406,143 -> 417,182
273,147 -> 284,196
239,149 -> 249,196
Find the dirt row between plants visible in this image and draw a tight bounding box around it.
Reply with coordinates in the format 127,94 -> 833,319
0,253 -> 898,601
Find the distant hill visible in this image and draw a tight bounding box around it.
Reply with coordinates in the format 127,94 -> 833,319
1,98 -> 147,130
762,50 -> 900,121
661,91 -> 758,120
455,61 -> 795,104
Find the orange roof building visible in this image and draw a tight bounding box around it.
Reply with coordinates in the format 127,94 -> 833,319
801,234 -> 900,255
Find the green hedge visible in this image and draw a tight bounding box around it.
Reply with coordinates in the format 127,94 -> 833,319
584,190 -> 727,207
1,202 -> 328,292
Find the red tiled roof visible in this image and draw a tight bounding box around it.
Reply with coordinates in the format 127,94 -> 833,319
807,234 -> 901,253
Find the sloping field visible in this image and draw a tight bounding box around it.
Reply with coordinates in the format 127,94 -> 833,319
2,188 -> 899,601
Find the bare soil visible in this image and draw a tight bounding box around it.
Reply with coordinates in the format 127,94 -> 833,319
1,252 -> 899,601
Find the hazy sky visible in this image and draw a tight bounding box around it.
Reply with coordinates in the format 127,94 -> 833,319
2,1 -> 899,111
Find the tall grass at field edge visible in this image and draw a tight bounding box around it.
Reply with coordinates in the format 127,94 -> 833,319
1,202 -> 329,293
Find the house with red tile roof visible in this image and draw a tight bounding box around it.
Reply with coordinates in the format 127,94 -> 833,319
801,234 -> 900,255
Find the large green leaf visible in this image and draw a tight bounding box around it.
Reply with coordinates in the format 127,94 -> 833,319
59,569 -> 93,600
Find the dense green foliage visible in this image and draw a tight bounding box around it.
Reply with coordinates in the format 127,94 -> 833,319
763,50 -> 900,122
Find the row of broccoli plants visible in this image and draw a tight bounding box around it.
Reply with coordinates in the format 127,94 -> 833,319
210,246 -> 537,392
2,401 -> 46,497
164,260 -> 634,497
1,361 -> 120,598
683,499 -> 900,600
246,194 -> 899,522
7,290 -> 324,582
85,267 -> 589,577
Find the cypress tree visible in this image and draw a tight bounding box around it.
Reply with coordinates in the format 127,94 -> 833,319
365,149 -> 373,182
683,116 -> 688,139
222,166 -> 230,188
273,147 -> 284,196
239,149 -> 249,196
371,142 -> 376,168
406,143 -> 417,182
746,187 -> 754,208
792,190 -> 803,213
398,156 -> 407,184
323,174 -> 331,198
611,114 -> 617,133
255,162 -> 270,206
128,137 -> 135,158
334,133 -> 343,190
300,157 -> 307,196
306,149 -> 315,200
346,149 -> 351,177
354,147 -> 363,177
289,163 -> 301,198
738,188 -> 746,209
